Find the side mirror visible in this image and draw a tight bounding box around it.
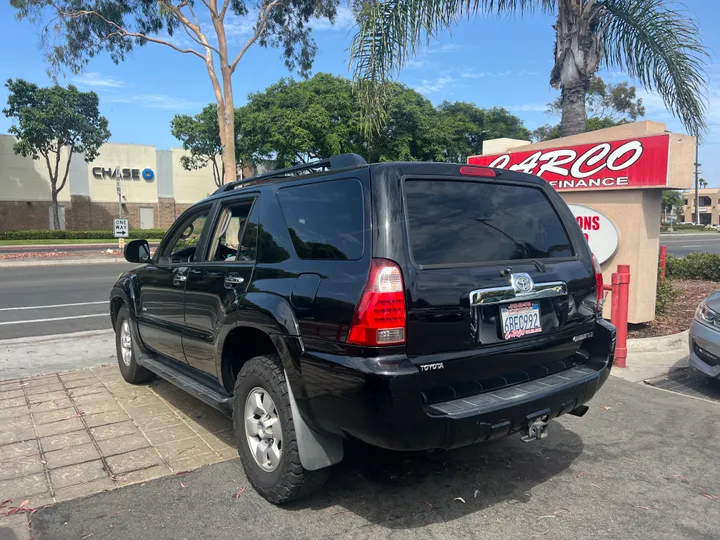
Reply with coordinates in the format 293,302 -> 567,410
125,239 -> 151,264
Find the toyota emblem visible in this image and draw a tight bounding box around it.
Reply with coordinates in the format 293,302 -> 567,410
511,273 -> 534,293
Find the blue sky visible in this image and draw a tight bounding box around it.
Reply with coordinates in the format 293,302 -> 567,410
1,0 -> 718,184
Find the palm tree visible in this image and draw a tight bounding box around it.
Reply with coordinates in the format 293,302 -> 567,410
350,0 -> 708,138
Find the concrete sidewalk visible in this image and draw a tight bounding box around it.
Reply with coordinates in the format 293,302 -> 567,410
0,331 -> 115,381
0,365 -> 237,521
612,331 -> 689,383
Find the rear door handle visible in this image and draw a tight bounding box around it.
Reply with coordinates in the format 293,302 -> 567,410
224,275 -> 245,286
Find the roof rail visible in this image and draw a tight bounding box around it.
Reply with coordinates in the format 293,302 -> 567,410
213,153 -> 367,195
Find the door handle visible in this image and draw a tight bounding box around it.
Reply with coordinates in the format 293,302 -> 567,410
173,274 -> 187,285
224,275 -> 245,286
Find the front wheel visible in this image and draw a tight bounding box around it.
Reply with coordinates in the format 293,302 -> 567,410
233,354 -> 329,504
114,306 -> 153,384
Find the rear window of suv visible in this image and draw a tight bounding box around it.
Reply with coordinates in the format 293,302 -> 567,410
278,178 -> 364,260
404,179 -> 574,266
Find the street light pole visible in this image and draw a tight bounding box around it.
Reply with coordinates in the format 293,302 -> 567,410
694,138 -> 700,225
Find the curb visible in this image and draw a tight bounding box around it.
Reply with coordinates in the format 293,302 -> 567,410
612,330 -> 689,383
627,330 -> 688,353
0,258 -> 129,268
659,232 -> 719,237
0,329 -> 113,346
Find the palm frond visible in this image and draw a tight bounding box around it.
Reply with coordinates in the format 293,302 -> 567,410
349,0 -> 554,136
599,0 -> 709,137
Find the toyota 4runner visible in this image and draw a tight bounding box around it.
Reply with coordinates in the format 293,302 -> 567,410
110,154 -> 616,504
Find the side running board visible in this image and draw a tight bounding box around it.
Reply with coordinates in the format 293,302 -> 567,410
137,354 -> 233,413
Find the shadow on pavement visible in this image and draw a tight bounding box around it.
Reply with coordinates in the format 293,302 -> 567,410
288,421 -> 583,528
137,378 -> 584,529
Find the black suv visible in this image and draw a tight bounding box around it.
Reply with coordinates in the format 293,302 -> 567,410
110,154 -> 616,504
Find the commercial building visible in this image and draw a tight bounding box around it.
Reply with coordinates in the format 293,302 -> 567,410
0,134 -> 230,231
680,188 -> 720,225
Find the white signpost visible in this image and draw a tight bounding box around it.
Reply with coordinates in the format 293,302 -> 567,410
115,168 -> 124,249
567,204 -> 619,264
114,218 -> 129,250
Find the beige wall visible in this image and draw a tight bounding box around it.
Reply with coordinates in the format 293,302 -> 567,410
681,188 -> 720,224
561,190 -> 662,323
172,149 -> 218,204
0,136 -> 70,202
88,143 -> 158,203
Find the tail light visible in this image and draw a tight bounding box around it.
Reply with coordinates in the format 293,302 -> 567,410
347,259 -> 407,346
593,254 -> 604,313
459,165 -> 496,177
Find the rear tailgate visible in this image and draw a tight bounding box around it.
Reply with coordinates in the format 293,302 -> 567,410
399,175 -> 599,400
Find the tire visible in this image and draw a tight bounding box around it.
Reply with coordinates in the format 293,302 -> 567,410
114,306 -> 153,384
233,354 -> 329,504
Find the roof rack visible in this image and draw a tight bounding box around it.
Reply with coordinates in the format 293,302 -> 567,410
213,153 -> 368,195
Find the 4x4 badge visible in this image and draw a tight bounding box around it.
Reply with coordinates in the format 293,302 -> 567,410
511,273 -> 534,293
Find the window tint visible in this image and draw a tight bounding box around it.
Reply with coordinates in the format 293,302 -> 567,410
207,199 -> 256,262
161,210 -> 210,263
404,180 -> 573,266
278,179 -> 364,260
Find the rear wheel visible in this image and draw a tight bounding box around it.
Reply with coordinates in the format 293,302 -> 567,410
114,306 -> 153,384
232,354 -> 329,504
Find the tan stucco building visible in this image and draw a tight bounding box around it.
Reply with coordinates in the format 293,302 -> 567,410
680,188 -> 720,225
0,134 -> 227,231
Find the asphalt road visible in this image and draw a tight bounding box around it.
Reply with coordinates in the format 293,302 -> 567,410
0,262 -> 133,339
660,233 -> 720,257
30,377 -> 720,540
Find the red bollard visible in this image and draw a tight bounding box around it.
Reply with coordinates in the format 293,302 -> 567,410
613,264 -> 630,369
610,273 -> 619,326
659,245 -> 667,281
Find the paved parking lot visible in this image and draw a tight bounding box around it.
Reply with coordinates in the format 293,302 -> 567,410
0,375 -> 716,540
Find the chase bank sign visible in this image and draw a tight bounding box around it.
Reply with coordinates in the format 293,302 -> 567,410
92,167 -> 155,181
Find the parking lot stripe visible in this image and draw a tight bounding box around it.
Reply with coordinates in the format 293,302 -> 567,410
0,314 -> 109,326
0,301 -> 108,312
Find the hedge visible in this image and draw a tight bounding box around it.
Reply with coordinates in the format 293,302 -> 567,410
666,253 -> 720,282
660,224 -> 715,232
0,229 -> 167,241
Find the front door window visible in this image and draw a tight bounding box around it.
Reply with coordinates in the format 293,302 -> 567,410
159,210 -> 210,264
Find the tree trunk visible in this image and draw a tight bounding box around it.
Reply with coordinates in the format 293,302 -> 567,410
551,0 -> 604,137
51,189 -> 61,230
220,83 -> 236,184
559,83 -> 587,136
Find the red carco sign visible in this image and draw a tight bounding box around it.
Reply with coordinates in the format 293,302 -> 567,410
467,134 -> 670,191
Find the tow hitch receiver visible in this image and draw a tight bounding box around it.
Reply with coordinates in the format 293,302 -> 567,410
521,415 -> 549,442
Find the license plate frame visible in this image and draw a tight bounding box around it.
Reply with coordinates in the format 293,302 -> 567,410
500,301 -> 542,340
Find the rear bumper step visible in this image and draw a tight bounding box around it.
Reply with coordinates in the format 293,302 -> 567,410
428,365 -> 599,417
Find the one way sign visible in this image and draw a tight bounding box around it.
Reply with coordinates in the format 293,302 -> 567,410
114,219 -> 129,238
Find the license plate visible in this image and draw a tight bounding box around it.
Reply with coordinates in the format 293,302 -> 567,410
501,302 -> 542,340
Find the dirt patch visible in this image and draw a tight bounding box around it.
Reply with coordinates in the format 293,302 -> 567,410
629,279 -> 720,338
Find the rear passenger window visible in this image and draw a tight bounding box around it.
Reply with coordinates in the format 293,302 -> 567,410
404,179 -> 573,266
278,179 -> 364,260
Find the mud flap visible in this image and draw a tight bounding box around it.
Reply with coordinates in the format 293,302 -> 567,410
285,370 -> 343,470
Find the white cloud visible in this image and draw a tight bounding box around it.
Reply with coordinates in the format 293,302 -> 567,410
413,76 -> 455,94
504,103 -> 548,112
436,43 -> 463,52
462,70 -> 512,79
107,94 -> 204,111
310,6 -> 355,31
71,72 -> 128,89
225,10 -> 256,41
